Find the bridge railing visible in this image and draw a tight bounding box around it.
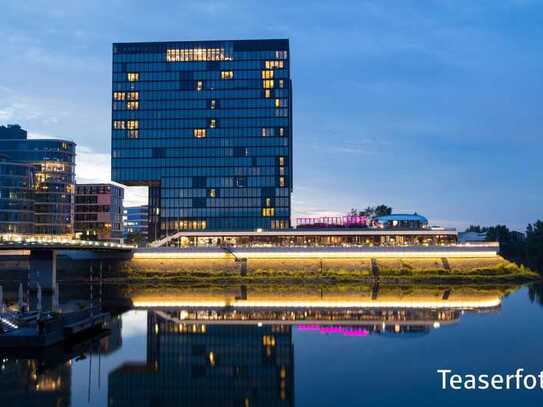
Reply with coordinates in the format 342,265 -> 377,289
0,235 -> 135,250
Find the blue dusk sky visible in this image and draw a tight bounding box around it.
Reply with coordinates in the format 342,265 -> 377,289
1,0 -> 541,231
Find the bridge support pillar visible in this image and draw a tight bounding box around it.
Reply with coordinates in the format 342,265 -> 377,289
29,249 -> 57,291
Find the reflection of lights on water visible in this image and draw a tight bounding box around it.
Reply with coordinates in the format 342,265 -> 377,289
132,299 -> 501,309
297,325 -> 369,337
208,352 -> 215,367
433,321 -> 441,329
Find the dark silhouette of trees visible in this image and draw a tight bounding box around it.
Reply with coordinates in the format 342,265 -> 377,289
465,220 -> 543,275
350,205 -> 392,218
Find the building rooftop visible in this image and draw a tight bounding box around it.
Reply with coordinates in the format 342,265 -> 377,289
376,214 -> 428,223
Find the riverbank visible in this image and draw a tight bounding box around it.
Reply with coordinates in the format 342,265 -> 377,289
113,255 -> 539,285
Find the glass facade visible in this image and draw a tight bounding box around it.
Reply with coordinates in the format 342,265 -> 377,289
0,159 -> 35,234
163,230 -> 458,248
123,205 -> 148,237
111,40 -> 292,240
0,125 -> 76,235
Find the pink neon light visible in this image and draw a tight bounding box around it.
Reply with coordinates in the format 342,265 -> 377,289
296,214 -> 368,228
297,325 -> 369,337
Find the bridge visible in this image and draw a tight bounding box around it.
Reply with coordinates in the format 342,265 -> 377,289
0,237 -> 134,290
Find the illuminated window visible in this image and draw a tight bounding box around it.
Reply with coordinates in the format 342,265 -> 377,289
279,79 -> 285,88
127,101 -> 139,110
127,92 -> 139,100
265,60 -> 284,69
275,99 -> 281,108
127,72 -> 139,82
128,130 -> 139,138
276,50 -> 288,59
261,70 -> 274,79
208,188 -> 217,198
262,208 -> 275,217
166,48 -> 230,62
264,89 -> 271,98
265,197 -> 272,207
272,220 -> 288,229
196,80 -> 204,91
279,177 -> 285,187
113,92 -> 125,101
127,120 -> 139,130
113,120 -> 125,129
209,119 -> 216,128
221,71 -> 234,80
194,129 -> 207,138
278,156 -> 285,166
262,128 -> 273,137
279,167 -> 285,176
210,99 -> 216,109
279,128 -> 285,137
263,80 -> 274,89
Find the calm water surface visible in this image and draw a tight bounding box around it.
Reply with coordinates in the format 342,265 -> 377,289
1,283 -> 543,406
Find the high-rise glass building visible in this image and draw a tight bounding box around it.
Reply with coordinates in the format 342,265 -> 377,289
0,124 -> 76,236
0,157 -> 35,234
111,40 -> 292,240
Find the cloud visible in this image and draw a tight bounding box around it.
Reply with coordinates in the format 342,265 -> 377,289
76,146 -> 111,183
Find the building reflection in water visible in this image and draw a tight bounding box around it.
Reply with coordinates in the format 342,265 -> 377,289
109,311 -> 294,406
108,283 -> 508,406
0,357 -> 71,406
0,284 -> 511,406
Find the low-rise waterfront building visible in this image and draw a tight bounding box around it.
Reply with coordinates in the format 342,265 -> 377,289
152,228 -> 458,248
0,124 -> 76,236
74,183 -> 124,242
373,213 -> 428,229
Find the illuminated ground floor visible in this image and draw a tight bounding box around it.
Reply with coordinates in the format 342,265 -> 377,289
154,228 -> 460,248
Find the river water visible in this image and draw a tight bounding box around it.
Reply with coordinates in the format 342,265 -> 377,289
1,282 -> 542,406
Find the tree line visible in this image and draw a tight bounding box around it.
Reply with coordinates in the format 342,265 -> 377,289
350,205 -> 392,218
466,220 -> 543,274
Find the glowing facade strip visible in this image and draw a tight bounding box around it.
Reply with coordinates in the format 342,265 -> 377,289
133,249 -> 499,259
132,298 -> 502,309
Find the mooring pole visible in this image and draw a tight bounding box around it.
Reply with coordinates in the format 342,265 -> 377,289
0,285 -> 4,314
90,264 -> 94,317
18,283 -> 23,310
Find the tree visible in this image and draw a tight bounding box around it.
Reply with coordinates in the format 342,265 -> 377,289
374,205 -> 392,217
466,225 -> 484,233
351,205 -> 393,218
125,232 -> 146,247
525,220 -> 543,270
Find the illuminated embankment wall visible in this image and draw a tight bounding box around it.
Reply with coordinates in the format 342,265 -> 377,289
134,244 -> 499,260
125,256 -> 517,277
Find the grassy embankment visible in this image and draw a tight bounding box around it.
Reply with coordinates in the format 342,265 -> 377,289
116,256 -> 539,284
